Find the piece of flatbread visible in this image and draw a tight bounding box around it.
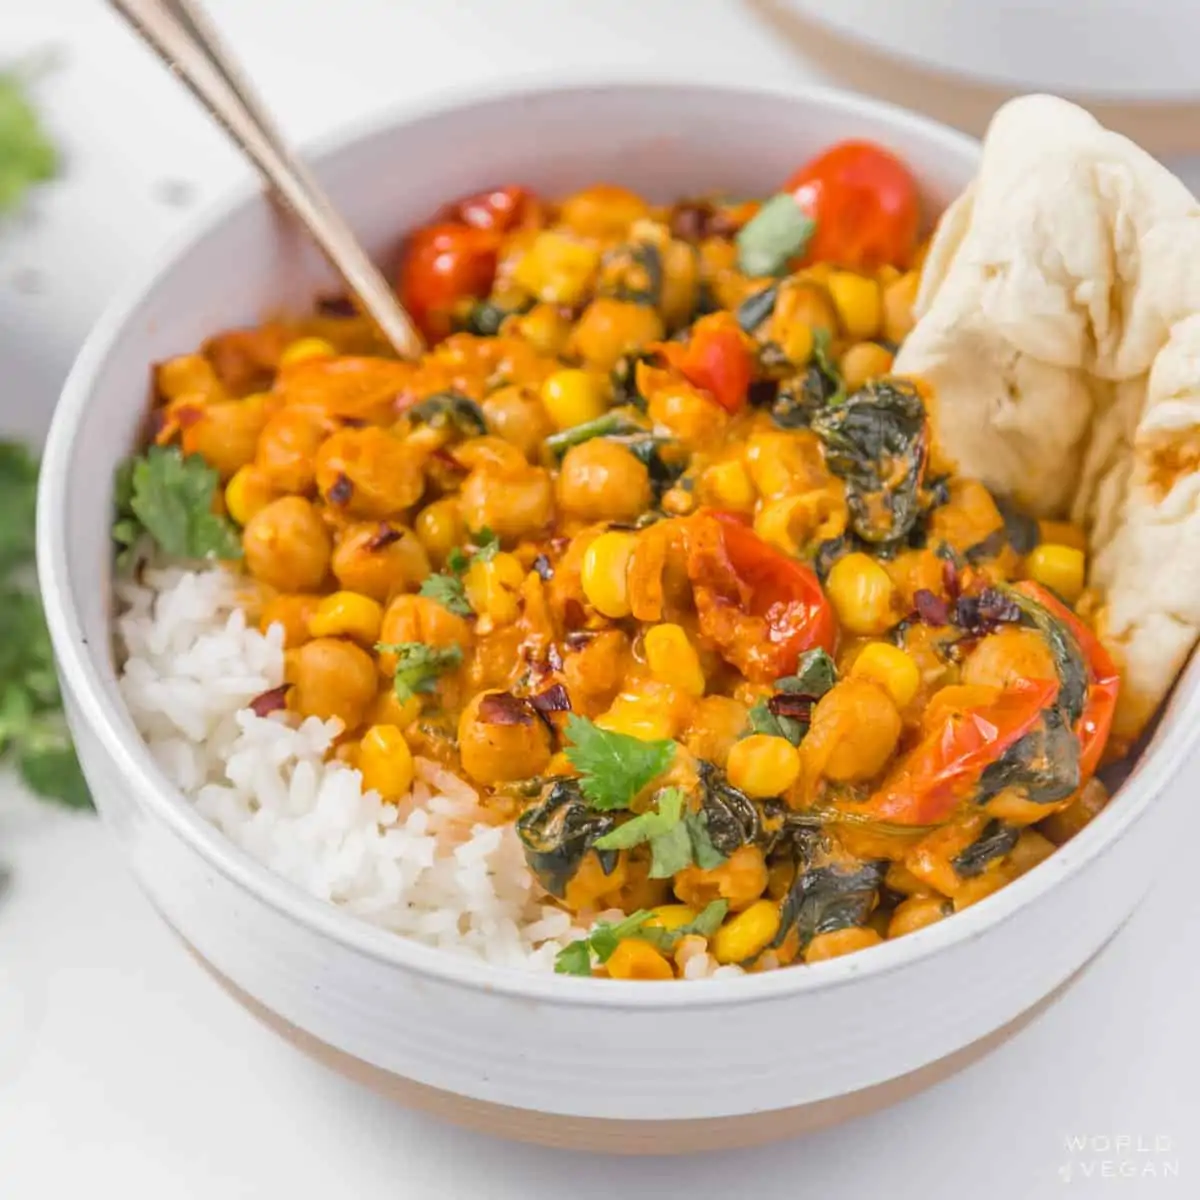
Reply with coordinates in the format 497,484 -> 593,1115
894,94 -> 1200,743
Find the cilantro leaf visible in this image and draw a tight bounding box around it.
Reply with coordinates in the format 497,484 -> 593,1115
648,819 -> 693,879
0,442 -> 38,576
683,810 -> 727,870
471,527 -> 500,563
377,641 -> 463,702
116,447 -> 241,563
776,648 -> 837,698
735,192 -> 815,277
594,787 -> 685,851
554,909 -> 655,975
746,697 -> 805,746
418,571 -> 471,616
563,714 -> 675,812
0,68 -> 58,215
636,899 -> 731,954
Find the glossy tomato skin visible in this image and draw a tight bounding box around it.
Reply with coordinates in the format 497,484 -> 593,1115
397,223 -> 499,342
658,313 -> 753,414
783,140 -> 920,270
450,185 -> 537,233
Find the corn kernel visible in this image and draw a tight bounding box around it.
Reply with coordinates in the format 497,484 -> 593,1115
827,272 -> 882,340
781,320 -> 814,364
463,552 -> 525,626
883,270 -> 920,344
850,641 -> 921,708
605,939 -> 674,980
581,531 -> 637,618
224,464 -> 275,526
712,899 -> 780,964
644,624 -> 705,696
513,231 -> 601,306
596,700 -> 674,742
514,303 -> 572,356
279,336 -> 336,367
803,926 -> 882,963
647,904 -> 700,933
540,368 -> 607,431
1036,520 -> 1086,551
358,723 -> 415,798
726,734 -> 801,798
826,552 -> 897,635
1026,543 -> 1085,603
703,460 -> 757,513
369,688 -> 422,729
307,591 -> 383,645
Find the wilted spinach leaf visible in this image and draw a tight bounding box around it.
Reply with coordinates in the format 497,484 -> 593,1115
408,390 -> 487,439
772,860 -> 885,951
952,820 -> 1019,878
516,778 -> 619,897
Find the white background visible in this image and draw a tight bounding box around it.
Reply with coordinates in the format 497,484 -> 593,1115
2,2 -> 1198,1196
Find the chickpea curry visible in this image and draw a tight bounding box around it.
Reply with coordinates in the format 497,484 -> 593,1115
118,140 -> 1121,980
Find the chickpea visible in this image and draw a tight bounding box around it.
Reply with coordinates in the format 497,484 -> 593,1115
457,690 -> 553,784
673,845 -> 769,914
459,465 -> 554,543
256,408 -> 328,494
647,381 -> 728,452
243,496 -> 331,592
961,626 -> 1059,692
558,184 -> 649,239
288,637 -> 378,729
684,696 -> 750,768
556,440 -> 652,523
378,594 -> 473,677
804,678 -> 901,783
180,394 -> 269,479
314,427 -> 425,517
561,629 -> 630,716
569,297 -> 664,373
259,593 -> 321,649
481,384 -> 553,460
330,521 -> 431,601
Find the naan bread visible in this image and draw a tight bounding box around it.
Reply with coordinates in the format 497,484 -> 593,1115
894,95 -> 1200,743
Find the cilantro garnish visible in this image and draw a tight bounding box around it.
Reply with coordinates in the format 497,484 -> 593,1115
113,447 -> 241,565
0,441 -> 89,809
553,899 -> 730,976
420,527 -> 499,616
594,787 -> 727,878
376,641 -> 463,702
562,713 -> 675,812
0,66 -> 58,214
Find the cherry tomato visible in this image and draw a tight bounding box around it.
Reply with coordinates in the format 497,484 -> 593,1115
859,678 -> 1059,827
1015,582 -> 1119,780
687,509 -> 835,682
783,140 -> 920,270
396,222 -> 500,342
657,313 -> 754,414
450,185 -> 538,232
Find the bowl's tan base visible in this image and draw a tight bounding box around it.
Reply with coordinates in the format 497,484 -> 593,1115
182,932 -> 1112,1155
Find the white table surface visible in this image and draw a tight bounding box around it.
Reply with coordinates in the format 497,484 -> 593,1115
2,2 -> 1199,1196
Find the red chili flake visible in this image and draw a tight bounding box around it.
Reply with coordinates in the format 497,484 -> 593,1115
530,683 -> 571,715
953,588 -> 1021,636
249,684 -> 289,717
327,473 -> 353,505
366,523 -> 403,551
478,692 -> 536,726
942,556 -> 962,599
668,199 -> 739,242
174,403 -> 204,429
316,294 -> 357,317
767,694 -> 814,721
340,416 -> 369,429
913,588 -> 950,625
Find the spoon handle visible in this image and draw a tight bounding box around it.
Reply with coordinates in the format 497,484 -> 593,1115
108,0 -> 426,360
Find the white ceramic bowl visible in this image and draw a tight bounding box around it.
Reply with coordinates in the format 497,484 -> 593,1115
37,77 -> 1200,1153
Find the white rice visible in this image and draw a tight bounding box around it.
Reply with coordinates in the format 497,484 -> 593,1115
115,566 -> 731,977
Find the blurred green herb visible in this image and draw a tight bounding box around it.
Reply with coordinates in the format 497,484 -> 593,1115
0,64 -> 58,214
0,441 -> 89,808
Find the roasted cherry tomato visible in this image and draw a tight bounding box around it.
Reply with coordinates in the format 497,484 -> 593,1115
656,313 -> 754,414
687,509 -> 835,681
1015,581 -> 1119,780
448,184 -> 537,233
783,140 -> 920,270
397,222 -> 500,342
858,678 -> 1059,827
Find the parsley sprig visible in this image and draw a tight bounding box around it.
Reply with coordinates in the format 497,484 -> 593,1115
562,714 -> 675,812
377,641 -> 463,702
554,899 -> 729,976
113,446 -> 242,566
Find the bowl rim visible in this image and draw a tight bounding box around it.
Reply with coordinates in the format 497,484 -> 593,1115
37,70 -> 1200,1009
